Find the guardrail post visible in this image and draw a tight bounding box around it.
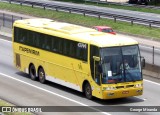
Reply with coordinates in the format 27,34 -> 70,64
153,46 -> 154,65
2,13 -> 5,27
97,1 -> 99,5
83,12 -> 85,17
9,0 -> 11,4
32,4 -> 33,8
12,15 -> 13,28
69,10 -> 71,13
149,23 -> 151,28
114,17 -> 116,23
131,20 -> 133,26
98,15 -> 100,20
43,6 -> 46,10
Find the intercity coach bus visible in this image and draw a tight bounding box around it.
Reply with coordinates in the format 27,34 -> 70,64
13,18 -> 145,99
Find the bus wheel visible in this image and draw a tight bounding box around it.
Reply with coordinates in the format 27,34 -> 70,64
29,64 -> 37,80
84,82 -> 92,100
38,67 -> 46,84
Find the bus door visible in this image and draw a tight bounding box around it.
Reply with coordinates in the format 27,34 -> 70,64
92,56 -> 103,98
90,45 -> 103,98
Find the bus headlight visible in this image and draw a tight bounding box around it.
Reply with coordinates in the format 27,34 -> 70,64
135,84 -> 143,88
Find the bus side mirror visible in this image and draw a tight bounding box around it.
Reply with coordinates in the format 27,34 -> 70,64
141,57 -> 145,69
93,56 -> 102,73
93,56 -> 100,61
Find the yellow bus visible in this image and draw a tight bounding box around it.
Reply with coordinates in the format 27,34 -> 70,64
13,18 -> 145,100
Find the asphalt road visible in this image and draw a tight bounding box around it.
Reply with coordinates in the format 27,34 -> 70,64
140,45 -> 160,66
0,37 -> 160,115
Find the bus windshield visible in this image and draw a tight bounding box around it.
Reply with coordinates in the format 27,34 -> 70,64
100,45 -> 142,84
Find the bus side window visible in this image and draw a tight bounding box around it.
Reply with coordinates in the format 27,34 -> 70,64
45,35 -> 52,51
63,39 -> 70,56
27,30 -> 35,46
58,39 -> 63,54
34,32 -> 40,48
76,44 -> 88,61
76,47 -> 82,60
20,29 -> 27,43
40,34 -> 46,50
52,37 -> 58,52
69,41 -> 76,57
41,35 -> 51,51
52,37 -> 63,53
14,27 -> 19,42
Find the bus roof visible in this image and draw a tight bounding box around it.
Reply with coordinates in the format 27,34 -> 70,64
14,18 -> 138,47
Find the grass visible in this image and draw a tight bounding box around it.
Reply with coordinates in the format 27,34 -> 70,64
0,99 -> 31,115
0,2 -> 160,40
51,0 -> 160,14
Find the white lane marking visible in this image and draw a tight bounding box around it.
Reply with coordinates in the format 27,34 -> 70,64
0,38 -> 12,43
144,79 -> 160,86
142,98 -> 147,101
140,45 -> 152,49
154,49 -> 160,52
136,97 -> 147,101
0,72 -> 111,115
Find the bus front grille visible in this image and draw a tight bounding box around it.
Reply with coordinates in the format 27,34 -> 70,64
116,86 -> 124,89
126,85 -> 134,88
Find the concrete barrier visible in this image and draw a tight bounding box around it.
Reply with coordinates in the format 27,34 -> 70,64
143,63 -> 160,79
0,27 -> 12,37
107,0 -> 128,2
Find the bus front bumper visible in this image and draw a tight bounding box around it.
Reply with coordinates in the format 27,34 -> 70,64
102,88 -> 143,99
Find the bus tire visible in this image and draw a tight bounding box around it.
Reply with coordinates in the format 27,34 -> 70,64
29,64 -> 37,80
38,67 -> 46,84
84,82 -> 92,100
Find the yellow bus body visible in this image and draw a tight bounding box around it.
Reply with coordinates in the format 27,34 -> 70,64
13,19 -> 143,99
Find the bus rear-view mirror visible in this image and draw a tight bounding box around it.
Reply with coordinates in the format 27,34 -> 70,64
141,57 -> 145,69
93,56 -> 100,61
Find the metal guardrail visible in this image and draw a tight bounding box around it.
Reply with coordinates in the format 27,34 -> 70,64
0,0 -> 160,28
0,13 -> 23,28
85,0 -> 160,10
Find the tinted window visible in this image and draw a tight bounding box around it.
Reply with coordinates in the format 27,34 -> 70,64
14,27 -> 88,61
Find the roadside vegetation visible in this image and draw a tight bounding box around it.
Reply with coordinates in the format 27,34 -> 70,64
0,2 -> 160,40
0,99 -> 31,115
52,0 -> 160,14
